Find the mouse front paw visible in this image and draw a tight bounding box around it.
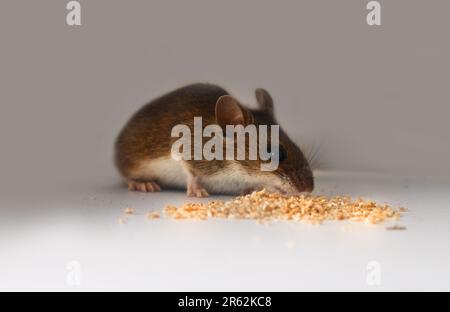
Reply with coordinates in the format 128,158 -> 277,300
127,180 -> 161,193
186,177 -> 209,198
187,185 -> 209,198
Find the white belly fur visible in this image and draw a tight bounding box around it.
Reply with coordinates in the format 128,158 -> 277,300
134,157 -> 274,194
134,157 -> 187,189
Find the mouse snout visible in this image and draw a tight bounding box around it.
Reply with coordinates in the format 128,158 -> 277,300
302,174 -> 314,193
289,171 -> 314,193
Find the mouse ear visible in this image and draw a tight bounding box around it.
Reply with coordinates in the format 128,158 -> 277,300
255,88 -> 274,116
215,95 -> 253,128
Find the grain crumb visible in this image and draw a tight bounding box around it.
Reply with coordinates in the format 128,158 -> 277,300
164,189 -> 406,224
386,224 -> 407,231
147,212 -> 160,219
124,207 -> 134,215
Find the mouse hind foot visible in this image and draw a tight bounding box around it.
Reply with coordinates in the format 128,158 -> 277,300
127,180 -> 161,192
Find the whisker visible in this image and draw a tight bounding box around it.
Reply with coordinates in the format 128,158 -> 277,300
305,141 -> 322,170
289,134 -> 324,170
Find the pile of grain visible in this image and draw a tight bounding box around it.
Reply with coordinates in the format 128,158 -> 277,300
164,189 -> 406,224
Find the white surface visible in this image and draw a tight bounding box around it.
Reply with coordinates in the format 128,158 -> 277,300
1,171 -> 449,291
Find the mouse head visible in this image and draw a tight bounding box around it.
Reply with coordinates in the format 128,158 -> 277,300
215,88 -> 314,194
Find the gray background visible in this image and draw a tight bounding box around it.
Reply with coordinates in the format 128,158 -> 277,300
0,0 -> 449,195
1,0 -> 450,292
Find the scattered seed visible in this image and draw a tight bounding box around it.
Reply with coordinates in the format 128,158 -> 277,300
386,225 -> 407,231
163,189 -> 406,224
147,212 -> 160,219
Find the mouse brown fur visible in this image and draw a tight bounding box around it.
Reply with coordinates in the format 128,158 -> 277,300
115,83 -> 314,197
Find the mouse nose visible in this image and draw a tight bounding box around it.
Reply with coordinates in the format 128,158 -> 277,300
302,175 -> 314,193
303,185 -> 313,193
291,173 -> 314,193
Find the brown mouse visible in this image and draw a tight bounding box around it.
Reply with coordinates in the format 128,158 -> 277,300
115,83 -> 314,197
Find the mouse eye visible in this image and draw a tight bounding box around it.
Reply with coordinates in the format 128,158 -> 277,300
278,145 -> 287,162
266,144 -> 287,162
